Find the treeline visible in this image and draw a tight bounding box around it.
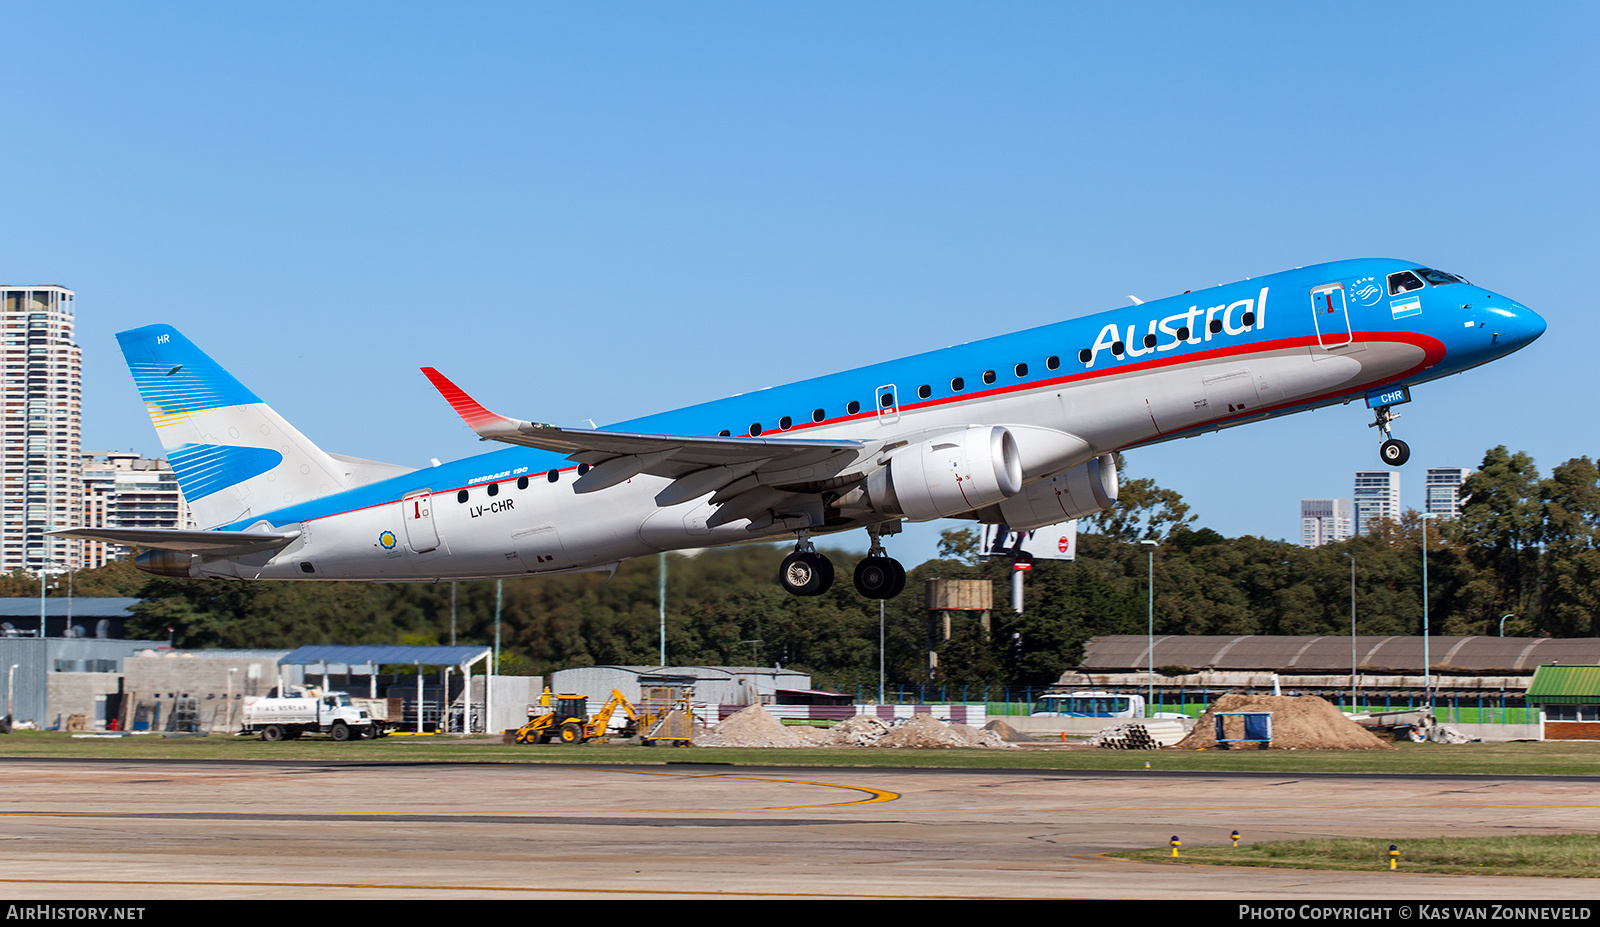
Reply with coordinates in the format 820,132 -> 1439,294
8,446 -> 1597,691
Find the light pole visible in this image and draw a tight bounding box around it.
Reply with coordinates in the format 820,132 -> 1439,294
1344,551 -> 1357,712
1141,539 -> 1159,716
1420,513 -> 1437,710
1499,613 -> 1514,637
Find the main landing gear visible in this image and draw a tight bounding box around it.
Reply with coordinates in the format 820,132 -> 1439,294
853,524 -> 906,600
775,528 -> 907,599
778,534 -> 834,597
1370,404 -> 1410,467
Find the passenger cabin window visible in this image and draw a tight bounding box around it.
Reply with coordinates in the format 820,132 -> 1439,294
879,391 -> 894,408
917,384 -> 931,399
718,429 -> 731,437
748,423 -> 762,436
982,370 -> 996,385
487,482 -> 499,497
812,408 -> 825,423
1014,363 -> 1028,378
847,400 -> 861,415
517,475 -> 529,489
547,469 -> 559,483
779,415 -> 792,430
1388,271 -> 1425,295
951,377 -> 964,391
457,490 -> 469,503
1045,356 -> 1059,370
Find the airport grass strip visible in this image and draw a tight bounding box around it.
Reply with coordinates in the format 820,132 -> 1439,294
5,732 -> 1600,776
1113,834 -> 1600,878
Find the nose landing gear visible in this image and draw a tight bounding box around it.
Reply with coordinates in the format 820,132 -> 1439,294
1370,404 -> 1410,467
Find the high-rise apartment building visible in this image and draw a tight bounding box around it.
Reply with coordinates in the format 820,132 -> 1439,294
1425,467 -> 1472,520
1353,470 -> 1402,536
1,286 -> 82,574
80,452 -> 193,569
1301,498 -> 1353,548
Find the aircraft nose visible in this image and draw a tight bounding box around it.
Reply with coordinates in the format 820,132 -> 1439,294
1503,300 -> 1547,347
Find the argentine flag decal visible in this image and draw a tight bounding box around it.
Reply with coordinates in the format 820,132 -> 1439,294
1390,297 -> 1422,319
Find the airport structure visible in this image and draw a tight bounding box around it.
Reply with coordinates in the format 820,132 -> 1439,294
1299,498 -> 1353,548
1058,634 -> 1600,739
1,285 -> 82,575
1425,466 -> 1472,520
1352,469 -> 1401,536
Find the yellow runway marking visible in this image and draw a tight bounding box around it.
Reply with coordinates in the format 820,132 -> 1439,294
0,768 -> 900,817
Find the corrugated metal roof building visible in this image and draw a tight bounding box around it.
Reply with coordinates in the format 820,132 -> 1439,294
1526,665 -> 1600,740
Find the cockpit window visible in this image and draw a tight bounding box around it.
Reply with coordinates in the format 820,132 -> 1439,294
1387,271 -> 1425,296
1415,267 -> 1463,286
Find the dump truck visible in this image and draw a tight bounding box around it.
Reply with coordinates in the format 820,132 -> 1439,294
241,686 -> 381,741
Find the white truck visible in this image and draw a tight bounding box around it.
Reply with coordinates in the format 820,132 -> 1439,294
241,686 -> 381,742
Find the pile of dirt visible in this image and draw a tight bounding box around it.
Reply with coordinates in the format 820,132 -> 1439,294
692,704 -> 807,747
1170,694 -> 1394,751
691,705 -> 1014,748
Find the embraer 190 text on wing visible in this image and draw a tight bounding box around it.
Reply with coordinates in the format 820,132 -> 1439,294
52,259 -> 1545,599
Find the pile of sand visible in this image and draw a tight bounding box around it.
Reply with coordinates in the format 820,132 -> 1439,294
1170,694 -> 1394,751
691,705 -> 1014,749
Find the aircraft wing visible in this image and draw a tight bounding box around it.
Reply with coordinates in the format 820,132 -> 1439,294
422,368 -> 867,500
48,527 -> 300,555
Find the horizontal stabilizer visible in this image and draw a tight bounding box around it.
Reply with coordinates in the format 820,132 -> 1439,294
49,527 -> 300,555
420,368 -> 864,484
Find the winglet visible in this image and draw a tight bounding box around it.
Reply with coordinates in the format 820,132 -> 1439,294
421,367 -> 518,433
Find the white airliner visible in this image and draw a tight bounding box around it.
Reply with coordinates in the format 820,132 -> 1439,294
57,259 -> 1544,599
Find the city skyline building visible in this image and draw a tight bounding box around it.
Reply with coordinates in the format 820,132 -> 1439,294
80,451 -> 193,569
1425,467 -> 1473,520
1353,470 -> 1402,537
1300,498 -> 1354,548
2,285 -> 82,574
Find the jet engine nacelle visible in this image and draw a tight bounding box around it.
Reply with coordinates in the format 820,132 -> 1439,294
975,453 -> 1119,531
867,425 -> 1023,521
135,549 -> 198,578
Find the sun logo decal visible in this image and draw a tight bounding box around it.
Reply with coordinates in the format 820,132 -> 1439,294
379,531 -> 397,550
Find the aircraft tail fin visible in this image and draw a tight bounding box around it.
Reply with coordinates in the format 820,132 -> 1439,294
115,324 -> 411,528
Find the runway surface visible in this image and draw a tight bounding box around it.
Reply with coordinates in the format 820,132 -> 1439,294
3,759 -> 1597,899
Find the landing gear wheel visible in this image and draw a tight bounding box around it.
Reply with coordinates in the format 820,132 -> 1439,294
559,721 -> 584,744
1380,438 -> 1410,467
854,556 -> 907,599
779,551 -> 833,596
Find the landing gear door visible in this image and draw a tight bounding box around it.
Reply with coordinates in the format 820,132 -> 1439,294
1310,283 -> 1353,350
402,490 -> 440,553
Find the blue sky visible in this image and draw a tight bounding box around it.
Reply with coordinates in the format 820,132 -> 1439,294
4,3 -> 1595,565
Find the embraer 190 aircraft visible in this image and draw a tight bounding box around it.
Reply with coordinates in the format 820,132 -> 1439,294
57,259 -> 1544,599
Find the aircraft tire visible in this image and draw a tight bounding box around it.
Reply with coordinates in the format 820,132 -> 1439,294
884,558 -> 907,599
779,552 -> 830,596
854,557 -> 897,599
1380,438 -> 1410,467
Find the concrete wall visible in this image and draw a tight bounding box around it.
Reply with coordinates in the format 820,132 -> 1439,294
44,672 -> 121,730
122,653 -> 292,733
